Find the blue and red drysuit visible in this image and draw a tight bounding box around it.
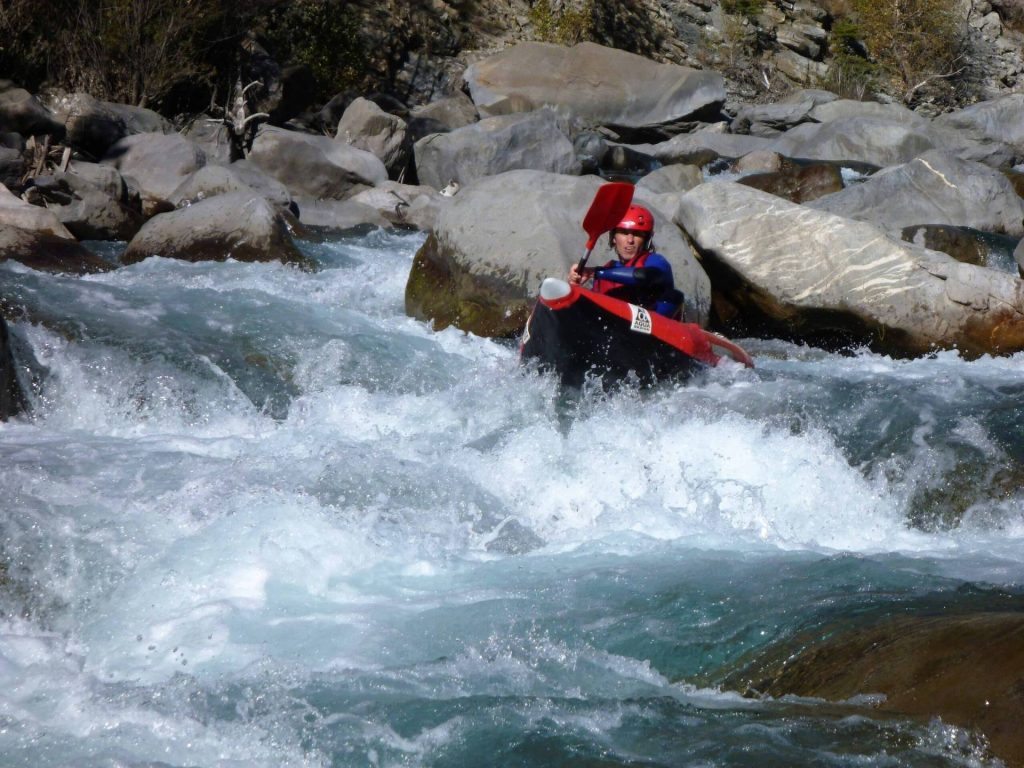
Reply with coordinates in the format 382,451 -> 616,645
590,250 -> 683,318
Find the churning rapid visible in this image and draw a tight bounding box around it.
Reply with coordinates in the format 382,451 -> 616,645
1,229 -> 1023,766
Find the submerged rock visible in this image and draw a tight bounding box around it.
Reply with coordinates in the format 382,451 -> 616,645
721,611 -> 1024,767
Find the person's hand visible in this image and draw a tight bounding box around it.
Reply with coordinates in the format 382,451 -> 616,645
568,264 -> 588,285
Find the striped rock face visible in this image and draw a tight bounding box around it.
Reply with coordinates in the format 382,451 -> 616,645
676,181 -> 1024,358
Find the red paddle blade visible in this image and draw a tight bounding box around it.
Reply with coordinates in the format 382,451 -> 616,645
582,182 -> 634,249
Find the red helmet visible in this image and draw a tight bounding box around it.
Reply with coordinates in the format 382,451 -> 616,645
614,205 -> 654,236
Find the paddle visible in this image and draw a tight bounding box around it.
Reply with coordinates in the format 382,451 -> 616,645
577,182 -> 634,275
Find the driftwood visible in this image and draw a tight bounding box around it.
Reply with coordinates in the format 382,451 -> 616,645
210,78 -> 270,161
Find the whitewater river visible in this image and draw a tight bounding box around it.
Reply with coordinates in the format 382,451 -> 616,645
1,228 -> 1023,766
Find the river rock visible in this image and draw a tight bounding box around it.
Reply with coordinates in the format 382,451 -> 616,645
413,108 -> 580,192
769,116 -> 935,168
348,181 -> 445,231
0,87 -> 65,139
0,225 -> 111,274
1015,236 -> 1024,276
731,100 -> 817,137
809,150 -> 1024,237
722,611 -> 1024,768
0,182 -> 74,238
405,170 -> 711,337
807,98 -> 928,126
247,125 -> 387,200
636,163 -> 704,194
292,198 -> 392,230
168,163 -> 293,217
122,191 -> 307,267
675,181 -> 1024,357
637,130 -> 774,165
45,92 -> 127,159
0,317 -> 28,421
738,161 -> 844,203
408,92 -> 478,132
902,225 -> 1005,268
933,93 -> 1024,158
336,97 -> 408,179
464,41 -> 725,140
0,146 -> 21,188
25,172 -> 143,241
101,132 -> 207,217
183,119 -> 235,166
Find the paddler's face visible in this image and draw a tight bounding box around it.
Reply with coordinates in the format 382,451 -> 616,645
613,230 -> 647,260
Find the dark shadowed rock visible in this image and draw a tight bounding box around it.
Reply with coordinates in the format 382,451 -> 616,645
810,150 -> 1024,237
720,611 -> 1024,768
0,87 -> 65,139
464,41 -> 725,140
676,181 -> 1024,357
738,161 -> 844,203
102,132 -> 207,217
902,225 -> 1013,269
0,317 -> 28,421
413,109 -> 581,191
25,172 -> 143,241
406,170 -> 710,337
45,92 -> 171,160
0,225 -> 112,274
247,125 -> 386,200
123,191 -> 308,267
0,146 -> 22,189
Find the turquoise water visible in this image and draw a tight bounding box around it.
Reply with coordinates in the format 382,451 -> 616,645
1,229 -> 1022,766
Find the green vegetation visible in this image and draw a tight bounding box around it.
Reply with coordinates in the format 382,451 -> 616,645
721,0 -> 766,20
529,0 -> 594,46
819,19 -> 880,100
849,0 -> 966,103
259,0 -> 369,101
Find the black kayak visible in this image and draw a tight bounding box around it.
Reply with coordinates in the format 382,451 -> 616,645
520,278 -> 753,388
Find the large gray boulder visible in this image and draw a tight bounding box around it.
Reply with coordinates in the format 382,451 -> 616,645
0,182 -> 74,237
464,41 -> 725,138
405,170 -> 711,337
336,97 -> 408,179
768,117 -> 936,167
809,150 -> 1024,237
413,109 -> 581,191
247,125 -> 386,200
122,191 -> 307,266
0,87 -> 65,138
675,181 -> 1024,358
45,92 -> 126,159
101,132 -> 207,216
933,93 -> 1024,158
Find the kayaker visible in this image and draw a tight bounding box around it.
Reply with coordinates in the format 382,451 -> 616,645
567,204 -> 683,318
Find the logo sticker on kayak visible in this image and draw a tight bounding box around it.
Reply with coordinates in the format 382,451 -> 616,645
629,304 -> 652,334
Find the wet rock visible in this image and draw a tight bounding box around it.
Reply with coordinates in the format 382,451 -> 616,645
902,225 -> 1014,269
122,191 -> 308,267
738,161 -> 844,203
0,317 -> 28,421
721,611 -> 1024,768
25,171 -> 143,241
